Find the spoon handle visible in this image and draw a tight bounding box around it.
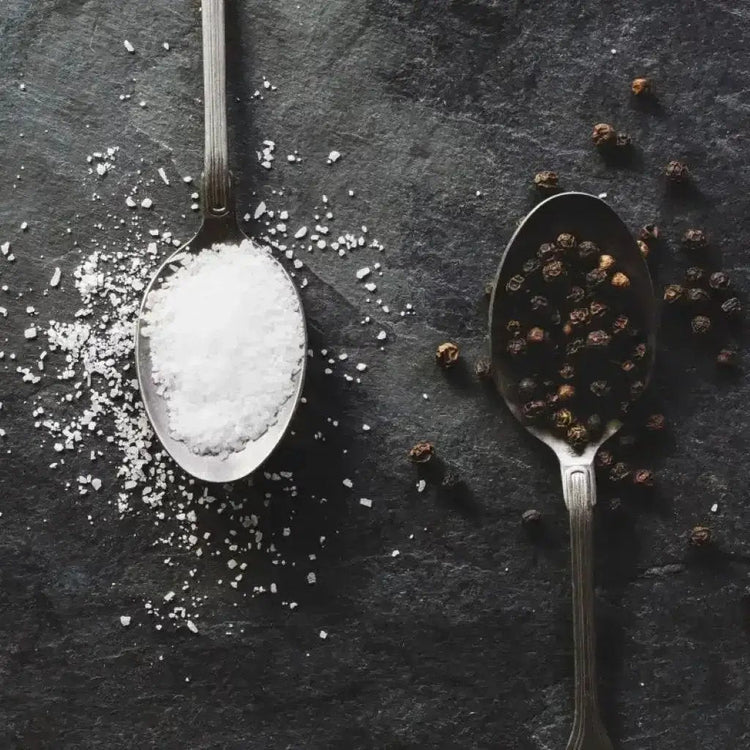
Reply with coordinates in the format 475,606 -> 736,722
201,0 -> 231,216
561,462 -> 614,750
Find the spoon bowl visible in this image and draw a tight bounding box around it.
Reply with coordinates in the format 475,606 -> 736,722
489,192 -> 657,750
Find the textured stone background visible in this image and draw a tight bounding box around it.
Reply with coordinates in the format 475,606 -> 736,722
1,0 -> 749,748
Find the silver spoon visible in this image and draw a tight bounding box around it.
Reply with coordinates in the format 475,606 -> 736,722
489,192 -> 657,750
134,0 -> 307,483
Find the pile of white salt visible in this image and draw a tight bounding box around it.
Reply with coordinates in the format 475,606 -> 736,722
140,239 -> 304,455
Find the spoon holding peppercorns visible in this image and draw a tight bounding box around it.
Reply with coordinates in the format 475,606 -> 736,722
489,192 -> 657,750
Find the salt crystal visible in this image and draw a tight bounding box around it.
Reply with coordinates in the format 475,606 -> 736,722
120,615 -> 131,626
364,282 -> 377,292
710,503 -> 718,513
356,267 -> 371,280
391,550 -> 400,558
319,629 -> 328,639
307,572 -> 316,584
123,40 -> 135,53
362,424 -> 370,431
359,498 -> 372,508
342,478 -> 353,488
125,196 -> 136,208
376,330 -> 387,341
327,151 -> 341,163
24,327 -> 37,340
417,479 -> 426,493
355,363 -> 367,372
254,201 -> 266,219
186,620 -> 198,634
91,478 -> 102,491
141,198 -> 153,209
50,267 -> 61,287
158,167 -> 170,185
294,227 -> 307,239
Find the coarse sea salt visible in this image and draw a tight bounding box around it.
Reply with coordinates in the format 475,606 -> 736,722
141,240 -> 304,455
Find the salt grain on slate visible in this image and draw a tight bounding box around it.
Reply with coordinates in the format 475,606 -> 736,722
141,240 -> 304,455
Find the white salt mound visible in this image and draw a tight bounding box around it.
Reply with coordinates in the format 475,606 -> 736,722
141,240 -> 304,456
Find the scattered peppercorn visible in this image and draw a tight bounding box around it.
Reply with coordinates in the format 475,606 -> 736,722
554,408 -> 574,429
521,508 -> 542,525
637,240 -> 649,259
590,380 -> 611,397
559,364 -> 575,380
586,268 -> 608,288
645,413 -> 666,431
633,468 -> 654,487
556,233 -> 577,250
542,260 -> 566,282
577,240 -> 600,264
566,286 -> 586,305
507,338 -> 527,356
630,380 -> 645,398
665,160 -> 690,182
569,308 -> 591,327
615,132 -> 632,148
682,228 -> 708,252
567,424 -> 588,446
557,384 -> 575,401
506,274 -> 525,293
436,342 -> 460,368
522,257 -> 541,275
589,300 -> 608,318
684,267 -> 706,286
530,295 -> 549,311
598,254 -> 615,270
716,348 -> 738,367
506,320 -> 522,337
689,525 -> 712,547
612,315 -> 630,335
518,377 -> 538,398
534,171 -> 559,193
631,77 -> 653,96
609,462 -> 631,482
408,441 -> 434,463
474,357 -> 493,380
566,338 -> 586,357
691,315 -> 712,335
708,271 -> 730,290
537,242 -> 559,261
663,284 -> 684,304
585,414 -> 603,437
638,224 -> 660,243
611,271 -> 631,289
632,343 -> 648,360
721,297 -> 742,318
592,122 -> 617,147
621,360 -> 636,373
587,329 -> 612,348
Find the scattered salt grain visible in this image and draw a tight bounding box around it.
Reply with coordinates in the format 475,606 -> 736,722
141,198 -> 153,209
342,478 -> 353,488
416,479 -> 426,493
123,40 -> 135,53
327,151 -> 341,164
391,550 -> 400,558
376,330 -> 387,341
141,240 -> 304,455
158,167 -> 170,185
359,498 -> 372,508
710,503 -> 719,513
254,201 -> 267,219
50,267 -> 61,287
120,615 -> 131,626
186,620 -> 198,634
355,363 -> 367,372
24,327 -> 37,340
319,629 -> 328,639
356,267 -> 371,280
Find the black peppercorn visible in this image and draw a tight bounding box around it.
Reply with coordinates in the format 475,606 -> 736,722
638,224 -> 660,243
612,314 -> 630,335
567,424 -> 589,447
609,462 -> 631,482
569,308 -> 591,327
506,274 -> 525,293
527,326 -> 547,345
586,268 -> 608,289
631,77 -> 654,96
592,123 -> 617,147
566,338 -> 586,357
684,267 -> 707,286
590,380 -> 611,397
682,228 -> 708,251
587,329 -> 612,348
533,171 -> 558,193
557,384 -> 575,401
522,257 -> 541,275
596,449 -> 614,468
559,363 -> 575,380
621,360 -> 636,373
686,287 -> 711,305
615,132 -> 632,148
537,243 -> 559,261
522,400 -> 547,421
577,240 -> 600,264
589,300 -> 608,318
632,343 -> 648,360
556,232 -> 577,251
598,254 -> 616,270
566,286 -> 586,304
530,295 -> 549,311
689,525 -> 712,547
665,160 -> 690,182
542,260 -> 566,282
663,284 -> 684,304
474,357 -> 492,380
554,408 -> 574,429
708,271 -> 730,290
408,441 -> 434,463
586,414 -> 603,437
691,315 -> 711,335
507,338 -> 527,356
637,240 -> 649,259
611,271 -> 630,289
521,508 -> 542,525
721,297 -> 742,318
633,468 -> 654,487
518,377 -> 538,398
506,320 -> 522,337
645,413 -> 666,432
716,348 -> 738,367
436,342 -> 460,367
630,380 -> 645,399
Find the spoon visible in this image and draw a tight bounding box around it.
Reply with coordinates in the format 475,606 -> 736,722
134,0 -> 307,483
489,192 -> 657,750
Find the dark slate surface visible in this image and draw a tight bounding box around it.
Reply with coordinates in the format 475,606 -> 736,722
1,1 -> 749,748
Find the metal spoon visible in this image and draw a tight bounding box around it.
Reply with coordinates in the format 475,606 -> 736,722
489,192 -> 657,750
134,0 -> 307,483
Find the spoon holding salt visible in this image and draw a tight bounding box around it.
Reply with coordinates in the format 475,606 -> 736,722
135,0 -> 306,482
489,193 -> 657,749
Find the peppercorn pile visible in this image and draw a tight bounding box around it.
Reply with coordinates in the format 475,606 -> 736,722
498,232 -> 649,451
